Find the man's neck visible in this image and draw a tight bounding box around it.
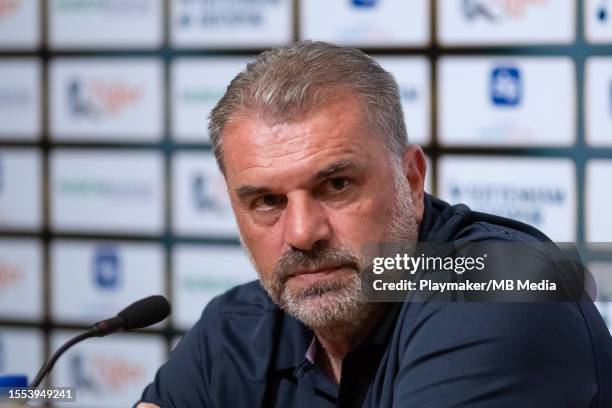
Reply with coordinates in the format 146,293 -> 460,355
313,303 -> 388,384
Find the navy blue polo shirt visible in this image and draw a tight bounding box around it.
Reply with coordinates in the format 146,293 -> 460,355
138,194 -> 612,407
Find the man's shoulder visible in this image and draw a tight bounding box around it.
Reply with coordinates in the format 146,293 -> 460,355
389,301 -> 608,406
422,194 -> 553,243
201,279 -> 276,320
455,219 -> 544,243
399,302 -> 587,348
137,281 -> 282,407
185,280 -> 281,366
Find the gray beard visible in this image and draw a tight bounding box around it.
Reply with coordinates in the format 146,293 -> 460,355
252,175 -> 419,331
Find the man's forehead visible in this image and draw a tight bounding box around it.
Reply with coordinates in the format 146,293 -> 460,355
221,98 -> 374,182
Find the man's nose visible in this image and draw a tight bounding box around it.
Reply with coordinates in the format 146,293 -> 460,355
282,191 -> 332,251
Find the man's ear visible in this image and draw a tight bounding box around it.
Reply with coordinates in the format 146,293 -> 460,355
401,144 -> 427,224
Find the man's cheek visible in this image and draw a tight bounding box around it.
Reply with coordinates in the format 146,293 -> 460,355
335,200 -> 390,239
247,235 -> 282,277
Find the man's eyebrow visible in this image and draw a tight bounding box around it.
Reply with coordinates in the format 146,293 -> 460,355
235,160 -> 361,199
315,159 -> 360,180
235,185 -> 271,199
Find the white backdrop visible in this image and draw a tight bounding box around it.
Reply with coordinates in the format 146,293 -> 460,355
0,1 -> 611,406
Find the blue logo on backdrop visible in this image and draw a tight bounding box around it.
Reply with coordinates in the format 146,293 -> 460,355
351,0 -> 378,8
597,0 -> 609,22
68,79 -> 95,117
490,66 -> 522,107
69,354 -> 96,392
192,173 -> 225,214
93,246 -> 121,290
463,0 -> 497,20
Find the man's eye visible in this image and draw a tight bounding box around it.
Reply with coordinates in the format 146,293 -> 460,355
252,194 -> 283,210
327,177 -> 350,192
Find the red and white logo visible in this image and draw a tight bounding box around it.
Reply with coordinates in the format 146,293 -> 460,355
0,0 -> 21,20
0,262 -> 24,291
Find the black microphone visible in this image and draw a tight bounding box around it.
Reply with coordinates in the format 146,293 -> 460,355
29,295 -> 171,389
92,294 -> 171,336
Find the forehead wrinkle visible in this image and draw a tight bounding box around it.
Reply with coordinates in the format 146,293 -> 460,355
251,140 -> 359,170
223,96 -> 378,186
236,151 -> 361,198
236,130 -> 368,178
249,114 -> 357,155
244,96 -> 365,157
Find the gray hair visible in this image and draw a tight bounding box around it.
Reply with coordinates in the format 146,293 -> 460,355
208,41 -> 408,175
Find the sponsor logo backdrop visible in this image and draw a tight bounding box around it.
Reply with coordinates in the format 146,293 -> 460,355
0,1 -> 611,406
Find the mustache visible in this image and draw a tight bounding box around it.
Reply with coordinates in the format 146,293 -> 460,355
274,243 -> 361,283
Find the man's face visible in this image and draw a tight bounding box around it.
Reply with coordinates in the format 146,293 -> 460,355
222,93 -> 425,328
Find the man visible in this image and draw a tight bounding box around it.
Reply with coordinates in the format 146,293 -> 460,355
137,41 -> 612,407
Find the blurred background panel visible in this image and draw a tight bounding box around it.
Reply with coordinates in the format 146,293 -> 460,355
50,331 -> 165,407
586,160 -> 612,242
170,57 -> 252,142
438,56 -> 576,147
50,240 -> 166,326
0,59 -> 41,140
585,0 -> 612,42
47,0 -> 163,49
0,148 -> 42,230
299,0 -> 430,46
437,156 -> 577,241
0,0 -> 40,49
437,0 -> 576,46
0,328 -> 44,383
585,57 -> 612,146
49,149 -> 165,234
0,1 -> 611,406
170,0 -> 293,48
0,238 -> 42,322
48,58 -> 165,142
375,56 -> 432,146
171,245 -> 255,330
171,151 -> 238,237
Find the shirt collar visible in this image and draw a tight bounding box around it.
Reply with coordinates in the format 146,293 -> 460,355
271,302 -> 403,375
353,302 -> 402,352
305,335 -> 317,364
271,310 -> 314,373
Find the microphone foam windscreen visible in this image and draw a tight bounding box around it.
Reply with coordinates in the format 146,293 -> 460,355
117,295 -> 171,330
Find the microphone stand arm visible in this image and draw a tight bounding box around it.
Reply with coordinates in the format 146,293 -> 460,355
29,328 -> 97,389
